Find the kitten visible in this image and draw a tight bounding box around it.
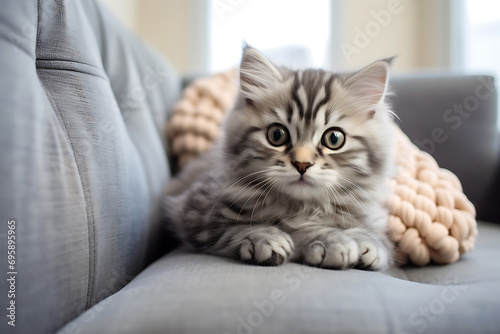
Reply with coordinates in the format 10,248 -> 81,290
164,46 -> 396,270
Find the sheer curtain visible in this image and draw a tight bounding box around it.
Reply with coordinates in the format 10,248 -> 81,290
452,0 -> 500,127
463,0 -> 500,78
209,0 -> 332,72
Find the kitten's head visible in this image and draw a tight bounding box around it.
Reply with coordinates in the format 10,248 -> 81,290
223,46 -> 395,202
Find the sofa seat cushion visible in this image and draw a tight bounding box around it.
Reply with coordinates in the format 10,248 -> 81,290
59,221 -> 500,334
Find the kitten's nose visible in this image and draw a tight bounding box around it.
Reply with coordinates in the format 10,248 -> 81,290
292,161 -> 313,175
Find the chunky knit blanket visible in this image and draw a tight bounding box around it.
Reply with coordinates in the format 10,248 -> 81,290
166,70 -> 478,266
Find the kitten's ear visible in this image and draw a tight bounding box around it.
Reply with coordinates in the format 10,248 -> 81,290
344,57 -> 396,106
239,46 -> 282,97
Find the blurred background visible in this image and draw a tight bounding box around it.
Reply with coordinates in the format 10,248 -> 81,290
100,0 -> 499,72
101,0 -> 499,122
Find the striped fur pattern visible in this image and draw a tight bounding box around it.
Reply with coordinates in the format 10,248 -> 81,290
164,47 -> 396,270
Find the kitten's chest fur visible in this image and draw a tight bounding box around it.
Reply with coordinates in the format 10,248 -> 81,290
208,177 -> 377,233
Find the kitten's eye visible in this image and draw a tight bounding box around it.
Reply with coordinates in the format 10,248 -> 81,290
322,128 -> 346,150
267,124 -> 290,146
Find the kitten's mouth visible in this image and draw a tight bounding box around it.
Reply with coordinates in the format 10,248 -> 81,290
293,176 -> 313,186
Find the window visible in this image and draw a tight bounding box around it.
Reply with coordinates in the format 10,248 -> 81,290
210,0 -> 331,72
461,0 -> 500,127
463,0 -> 500,77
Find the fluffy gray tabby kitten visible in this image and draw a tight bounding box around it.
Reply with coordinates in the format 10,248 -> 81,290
164,47 -> 396,270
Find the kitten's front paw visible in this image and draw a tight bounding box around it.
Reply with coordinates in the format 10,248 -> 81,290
239,227 -> 294,266
302,234 -> 359,269
357,239 -> 388,271
302,232 -> 389,270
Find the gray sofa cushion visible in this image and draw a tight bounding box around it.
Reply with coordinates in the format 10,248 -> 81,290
390,74 -> 499,221
60,221 -> 500,334
0,1 -> 179,333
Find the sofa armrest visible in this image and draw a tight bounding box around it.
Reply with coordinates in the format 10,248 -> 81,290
390,73 -> 499,221
477,139 -> 500,222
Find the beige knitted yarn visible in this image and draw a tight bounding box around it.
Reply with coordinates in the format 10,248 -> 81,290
386,128 -> 477,265
166,70 -> 239,168
166,70 -> 478,266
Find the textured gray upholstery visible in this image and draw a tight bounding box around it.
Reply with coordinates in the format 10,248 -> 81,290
60,221 -> 500,334
390,74 -> 499,221
1,1 -> 500,334
0,1 -> 179,333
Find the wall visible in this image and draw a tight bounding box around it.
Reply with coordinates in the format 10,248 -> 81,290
100,0 -> 451,74
100,0 -> 138,31
136,0 -> 209,74
335,0 -> 451,72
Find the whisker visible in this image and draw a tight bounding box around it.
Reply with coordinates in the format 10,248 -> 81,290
336,175 -> 377,205
251,180 -> 277,224
259,180 -> 280,222
236,177 -> 271,224
330,185 -> 355,229
324,185 -> 347,229
207,170 -> 269,216
217,174 -> 270,219
336,175 -> 398,240
337,184 -> 368,214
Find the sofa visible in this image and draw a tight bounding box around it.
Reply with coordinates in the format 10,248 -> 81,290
1,1 -> 499,334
